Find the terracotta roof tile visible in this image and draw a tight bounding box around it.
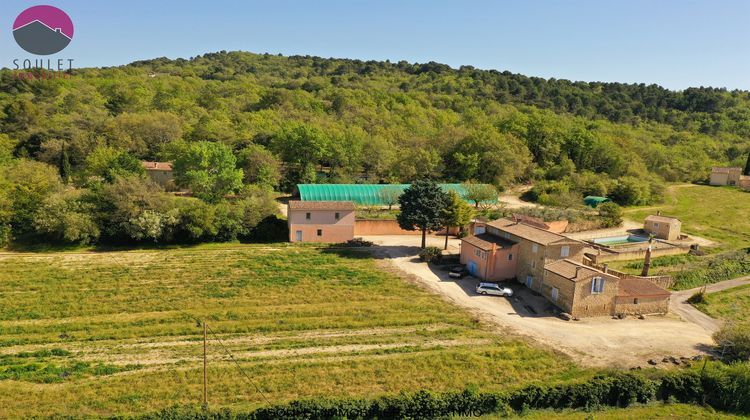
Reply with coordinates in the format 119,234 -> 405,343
288,200 -> 355,210
487,218 -> 579,245
711,167 -> 742,173
462,233 -> 516,251
544,259 -> 604,281
142,161 -> 173,171
645,215 -> 681,223
617,277 -> 671,298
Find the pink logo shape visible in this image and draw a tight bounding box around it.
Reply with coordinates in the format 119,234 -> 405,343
13,5 -> 74,39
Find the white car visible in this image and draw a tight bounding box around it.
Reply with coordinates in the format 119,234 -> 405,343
476,282 -> 513,297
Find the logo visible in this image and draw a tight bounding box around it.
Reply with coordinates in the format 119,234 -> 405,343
13,5 -> 73,55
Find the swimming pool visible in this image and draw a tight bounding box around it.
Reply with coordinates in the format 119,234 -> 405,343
591,235 -> 649,246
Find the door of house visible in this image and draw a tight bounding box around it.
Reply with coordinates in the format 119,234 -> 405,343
468,261 -> 478,277
551,287 -> 559,302
295,230 -> 302,241
525,275 -> 533,289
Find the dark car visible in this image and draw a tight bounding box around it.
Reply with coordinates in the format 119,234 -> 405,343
448,265 -> 470,279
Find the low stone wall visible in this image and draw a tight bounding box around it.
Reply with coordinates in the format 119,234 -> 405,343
586,243 -> 689,264
354,219 -> 459,236
582,258 -> 675,289
615,296 -> 670,315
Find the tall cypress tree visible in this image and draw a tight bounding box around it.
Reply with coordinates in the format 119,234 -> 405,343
744,151 -> 750,176
59,142 -> 71,184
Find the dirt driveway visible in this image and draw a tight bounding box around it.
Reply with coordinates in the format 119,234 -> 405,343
362,234 -> 715,368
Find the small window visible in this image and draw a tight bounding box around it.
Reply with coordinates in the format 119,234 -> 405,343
317,229 -> 322,236
508,253 -> 513,261
335,212 -> 340,220
591,276 -> 605,294
551,287 -> 559,302
306,212 -> 311,220
531,260 -> 536,269
653,223 -> 659,229
634,298 -> 639,304
561,246 -> 570,258
532,244 -> 539,253
504,232 -> 511,239
475,249 -> 481,257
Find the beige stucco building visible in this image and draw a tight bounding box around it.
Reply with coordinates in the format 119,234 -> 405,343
288,201 -> 355,243
644,214 -> 681,241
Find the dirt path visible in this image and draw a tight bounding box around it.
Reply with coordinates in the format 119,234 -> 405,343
364,235 -> 715,368
670,275 -> 750,333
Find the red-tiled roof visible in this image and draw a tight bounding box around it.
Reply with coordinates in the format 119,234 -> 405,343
544,259 -> 605,281
462,233 -> 516,251
511,214 -> 549,230
142,161 -> 173,171
487,218 -> 578,245
288,200 -> 355,210
617,277 -> 671,298
645,215 -> 680,223
711,167 -> 742,173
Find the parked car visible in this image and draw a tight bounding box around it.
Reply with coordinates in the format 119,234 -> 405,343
476,282 -> 513,297
448,265 -> 470,279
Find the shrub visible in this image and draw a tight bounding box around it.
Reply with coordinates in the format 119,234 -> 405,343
686,290 -> 707,305
247,215 -> 288,243
598,202 -> 623,228
33,190 -> 100,244
714,324 -> 750,362
419,246 -> 443,263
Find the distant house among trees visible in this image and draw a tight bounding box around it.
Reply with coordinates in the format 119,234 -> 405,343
709,167 -> 750,191
141,161 -> 176,191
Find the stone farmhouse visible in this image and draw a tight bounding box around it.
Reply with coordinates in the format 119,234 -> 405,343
141,161 -> 176,191
710,166 -> 750,191
287,201 -> 355,243
461,218 -> 670,318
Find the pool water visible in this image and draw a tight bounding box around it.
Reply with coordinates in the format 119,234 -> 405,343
592,235 -> 649,246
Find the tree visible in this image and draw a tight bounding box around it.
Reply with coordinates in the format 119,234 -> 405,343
173,141 -> 244,203
744,151 -> 750,176
2,160 -> 63,235
377,186 -> 402,210
236,144 -> 282,189
59,142 -> 71,184
462,181 -> 498,209
85,146 -> 145,184
597,202 -> 623,228
440,190 -> 474,249
33,190 -> 100,244
397,180 -> 449,248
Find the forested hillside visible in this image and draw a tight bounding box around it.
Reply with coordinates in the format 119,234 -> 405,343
2,51 -> 749,192
1,51 -> 750,246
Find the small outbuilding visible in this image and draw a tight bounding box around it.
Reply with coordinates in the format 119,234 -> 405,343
288,201 -> 355,243
583,196 -> 611,208
710,167 -> 743,186
644,214 -> 681,241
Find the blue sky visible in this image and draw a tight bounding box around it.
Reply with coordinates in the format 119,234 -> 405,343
2,0 -> 749,90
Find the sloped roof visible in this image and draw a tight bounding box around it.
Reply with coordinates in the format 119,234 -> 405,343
295,184 -> 497,206
711,167 -> 742,173
142,161 -> 173,171
288,200 -> 355,211
645,215 -> 680,224
462,233 -> 516,251
617,277 -> 671,298
544,259 -> 604,281
487,218 -> 579,246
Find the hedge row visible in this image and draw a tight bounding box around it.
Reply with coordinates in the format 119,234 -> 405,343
137,366 -> 750,419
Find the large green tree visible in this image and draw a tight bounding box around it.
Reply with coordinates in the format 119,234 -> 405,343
397,180 -> 449,248
462,181 -> 498,209
173,141 -> 244,203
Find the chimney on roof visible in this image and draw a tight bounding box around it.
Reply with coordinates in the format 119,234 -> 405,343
575,266 -> 582,278
657,210 -> 661,216
603,263 -> 609,274
55,28 -> 61,33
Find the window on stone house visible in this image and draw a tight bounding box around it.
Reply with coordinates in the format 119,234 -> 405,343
591,276 -> 605,294
306,212 -> 311,220
561,246 -> 570,257
532,244 -> 539,253
317,229 -> 322,236
335,212 -> 340,220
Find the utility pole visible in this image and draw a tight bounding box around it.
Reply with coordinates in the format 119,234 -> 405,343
203,320 -> 208,408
